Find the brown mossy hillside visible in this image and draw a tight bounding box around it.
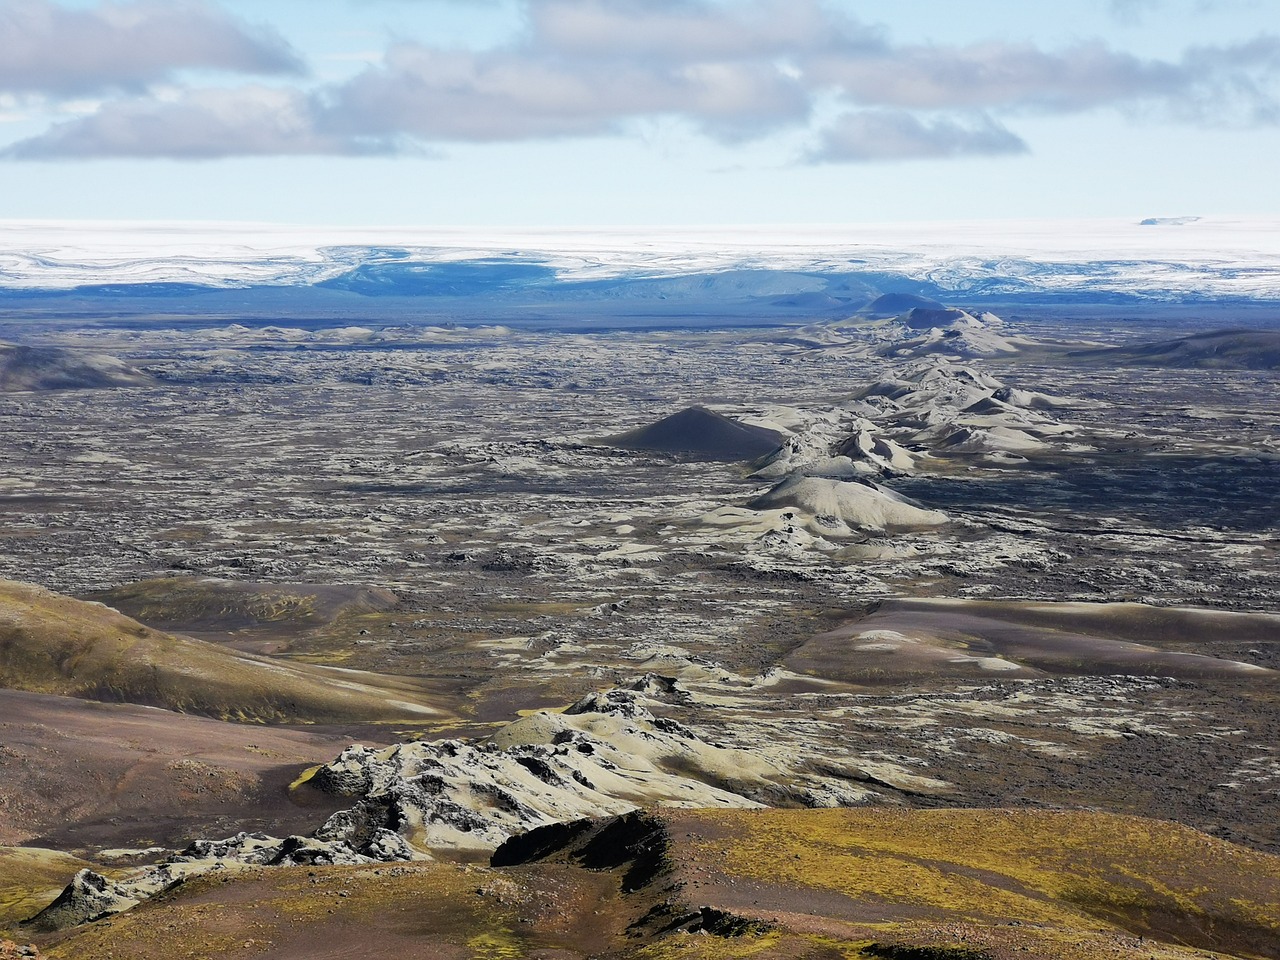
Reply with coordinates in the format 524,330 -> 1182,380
491,807 -> 1280,959
0,579 -> 441,724
677,808 -> 1280,960
37,863 -> 552,960
85,578 -> 399,638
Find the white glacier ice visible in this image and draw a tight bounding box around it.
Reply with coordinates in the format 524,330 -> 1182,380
0,217 -> 1277,298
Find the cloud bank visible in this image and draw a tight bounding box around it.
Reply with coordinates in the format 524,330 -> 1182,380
5,87 -> 396,159
0,0 -> 302,96
2,0 -> 1278,162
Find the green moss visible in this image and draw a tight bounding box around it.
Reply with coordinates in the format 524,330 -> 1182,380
633,930 -> 785,960
467,930 -> 526,960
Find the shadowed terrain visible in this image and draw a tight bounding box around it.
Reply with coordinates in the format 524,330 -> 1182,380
1070,329 -> 1280,369
85,578 -> 400,652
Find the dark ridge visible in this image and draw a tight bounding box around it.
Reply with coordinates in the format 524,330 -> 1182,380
491,811 -> 671,893
602,406 -> 785,461
490,818 -> 599,868
1069,328 -> 1280,369
900,307 -> 973,330
860,293 -> 948,317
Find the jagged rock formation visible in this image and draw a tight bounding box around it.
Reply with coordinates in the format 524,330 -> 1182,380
833,426 -> 916,472
898,306 -> 996,331
852,361 -> 1007,419
308,689 -> 774,854
26,830 -> 420,932
25,870 -> 139,932
700,356 -> 1099,558
845,359 -> 1089,462
751,418 -> 915,480
749,429 -> 850,480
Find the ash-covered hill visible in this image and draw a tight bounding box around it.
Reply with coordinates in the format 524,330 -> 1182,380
0,343 -> 153,391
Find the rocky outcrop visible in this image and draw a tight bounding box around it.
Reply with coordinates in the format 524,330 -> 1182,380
29,690 -> 782,929
26,829 -> 420,932
0,940 -> 43,959
25,869 -> 150,932
31,687 -> 887,930
309,689 -> 771,854
871,308 -> 1030,359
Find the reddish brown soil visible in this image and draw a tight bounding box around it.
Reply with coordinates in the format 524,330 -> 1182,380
0,690 -> 386,855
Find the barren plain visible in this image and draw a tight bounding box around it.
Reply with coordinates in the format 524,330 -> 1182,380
1,302 -> 1278,959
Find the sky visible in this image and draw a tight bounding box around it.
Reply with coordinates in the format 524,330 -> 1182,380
0,0 -> 1278,226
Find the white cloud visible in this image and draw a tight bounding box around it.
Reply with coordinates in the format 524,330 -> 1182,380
529,0 -> 880,60
3,0 -> 1277,162
0,0 -> 303,96
4,86 -> 393,158
321,40 -> 811,143
805,37 -> 1280,115
808,110 -> 1028,162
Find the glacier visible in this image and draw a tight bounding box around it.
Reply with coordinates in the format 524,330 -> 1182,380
0,217 -> 1277,305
